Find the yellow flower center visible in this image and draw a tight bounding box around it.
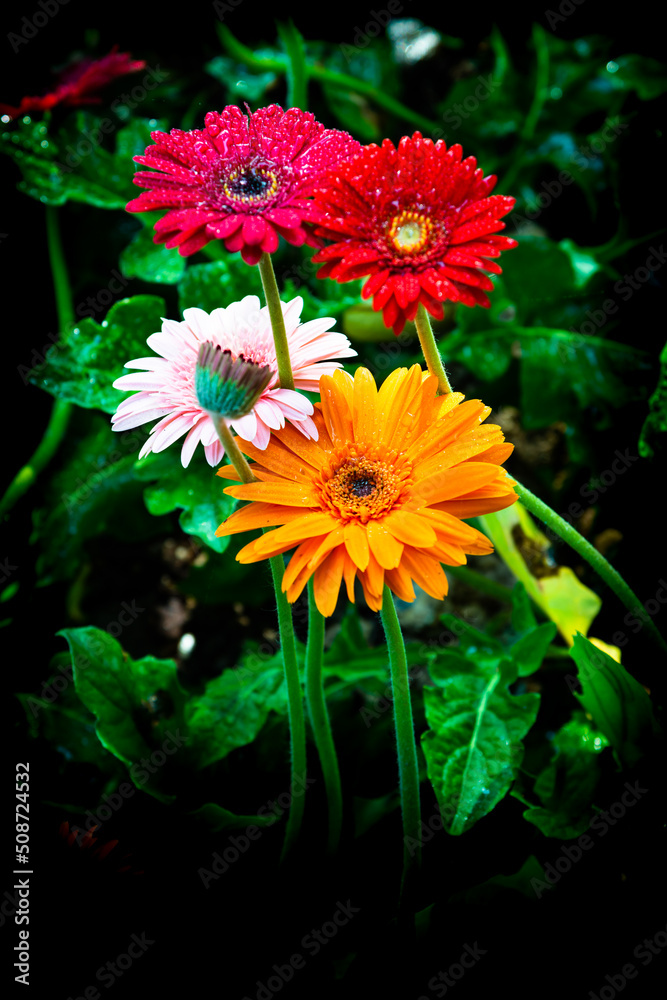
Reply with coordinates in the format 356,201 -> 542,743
387,210 -> 433,255
318,448 -> 413,523
224,166 -> 279,203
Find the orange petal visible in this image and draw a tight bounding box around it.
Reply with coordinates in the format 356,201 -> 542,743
320,372 -> 354,445
367,519 -> 404,569
343,553 -> 357,602
283,537 -> 328,590
416,462 -> 500,505
216,502 -> 307,537
435,491 -> 518,519
352,367 -> 378,445
406,399 -> 488,465
344,520 -> 370,570
400,547 -> 449,600
379,365 -> 424,452
313,546 -> 346,617
383,509 -> 437,547
237,513 -> 338,561
224,480 -> 319,506
385,562 -> 416,603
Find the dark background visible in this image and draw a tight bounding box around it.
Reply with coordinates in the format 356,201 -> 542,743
2,2 -> 666,998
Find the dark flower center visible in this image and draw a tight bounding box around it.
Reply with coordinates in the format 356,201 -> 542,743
224,165 -> 279,204
350,475 -> 376,497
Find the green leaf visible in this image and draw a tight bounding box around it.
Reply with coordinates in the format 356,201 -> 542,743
204,55 -> 278,102
511,623 -> 557,677
28,295 -> 166,413
178,259 -> 258,315
184,643 -> 298,769
133,449 -> 236,554
570,633 -> 660,766
519,711 -> 609,839
32,414 -> 165,585
422,643 -> 540,835
1,115 -> 164,208
189,802 -> 276,832
16,667 -> 115,769
58,627 -> 189,801
120,222 -> 186,285
639,340 -> 667,459
594,54 -> 667,101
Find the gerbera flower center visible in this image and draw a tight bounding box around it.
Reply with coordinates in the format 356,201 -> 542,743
318,451 -> 412,523
224,165 -> 280,204
387,210 -> 433,255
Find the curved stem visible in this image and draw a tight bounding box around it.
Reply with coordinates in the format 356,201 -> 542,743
415,303 -> 452,395
215,22 -> 440,134
257,253 -> 295,391
379,585 -> 421,906
0,207 -> 73,520
210,417 -> 307,856
305,579 -> 343,854
211,416 -> 256,484
515,480 -> 667,655
269,553 -> 308,860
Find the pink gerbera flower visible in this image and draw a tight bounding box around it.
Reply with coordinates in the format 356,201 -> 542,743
125,104 -> 361,264
0,47 -> 146,120
112,295 -> 356,467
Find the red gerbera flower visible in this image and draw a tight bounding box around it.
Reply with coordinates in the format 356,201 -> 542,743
0,47 -> 146,120
125,104 -> 361,264
310,133 -> 517,335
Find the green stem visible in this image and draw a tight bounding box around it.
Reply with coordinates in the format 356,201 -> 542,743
211,416 -> 256,484
276,19 -> 308,110
498,24 -> 550,195
216,22 -> 440,134
210,417 -> 307,856
0,207 -> 73,520
305,580 -> 343,854
515,481 -> 667,655
415,303 -> 452,395
257,253 -> 295,391
379,585 -> 421,905
268,553 -> 308,860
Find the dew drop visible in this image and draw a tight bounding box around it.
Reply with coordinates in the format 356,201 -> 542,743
40,140 -> 49,148
101,320 -> 109,328
606,60 -> 619,74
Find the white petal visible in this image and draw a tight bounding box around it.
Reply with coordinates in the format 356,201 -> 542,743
252,419 -> 271,450
231,410 -> 257,441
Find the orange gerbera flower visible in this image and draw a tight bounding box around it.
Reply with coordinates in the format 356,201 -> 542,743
215,365 -> 517,616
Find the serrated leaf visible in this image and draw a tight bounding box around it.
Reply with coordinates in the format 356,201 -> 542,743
120,223 -> 186,284
28,295 -> 166,412
519,711 -> 609,839
32,414 -> 165,584
178,259 -> 258,316
184,643 -> 300,769
133,449 -> 236,553
422,650 -> 540,835
58,627 -> 189,801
